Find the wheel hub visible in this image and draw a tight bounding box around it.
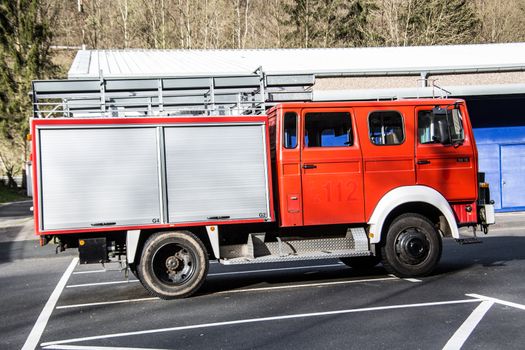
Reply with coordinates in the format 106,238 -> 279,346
165,256 -> 181,270
395,229 -> 430,265
152,244 -> 196,286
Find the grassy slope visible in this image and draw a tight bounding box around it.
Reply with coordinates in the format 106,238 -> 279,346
0,186 -> 28,204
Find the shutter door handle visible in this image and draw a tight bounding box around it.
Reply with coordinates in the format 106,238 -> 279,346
417,160 -> 431,165
302,164 -> 317,169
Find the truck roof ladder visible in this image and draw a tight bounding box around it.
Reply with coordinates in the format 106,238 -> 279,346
31,69 -> 314,118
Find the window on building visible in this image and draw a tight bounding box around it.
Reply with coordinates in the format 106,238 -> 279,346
304,112 -> 353,147
418,109 -> 464,145
368,111 -> 404,145
283,112 -> 298,149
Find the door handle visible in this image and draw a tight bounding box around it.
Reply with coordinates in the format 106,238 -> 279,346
302,164 -> 317,169
417,160 -> 431,165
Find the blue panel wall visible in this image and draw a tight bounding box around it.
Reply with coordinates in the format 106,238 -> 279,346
474,126 -> 525,211
500,144 -> 525,209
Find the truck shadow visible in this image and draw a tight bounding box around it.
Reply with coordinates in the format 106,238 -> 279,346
198,236 -> 525,296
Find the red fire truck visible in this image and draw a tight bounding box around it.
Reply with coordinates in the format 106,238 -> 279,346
31,98 -> 494,298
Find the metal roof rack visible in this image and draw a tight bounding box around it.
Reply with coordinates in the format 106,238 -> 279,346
32,68 -> 314,118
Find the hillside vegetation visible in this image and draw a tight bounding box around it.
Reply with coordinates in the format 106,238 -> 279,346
1,0 -> 524,187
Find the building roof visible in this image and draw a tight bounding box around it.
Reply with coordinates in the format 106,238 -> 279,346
68,43 -> 525,79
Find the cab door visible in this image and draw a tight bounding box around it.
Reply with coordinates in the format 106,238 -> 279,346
415,105 -> 477,201
300,108 -> 365,225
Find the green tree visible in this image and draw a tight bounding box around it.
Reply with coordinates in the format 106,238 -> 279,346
0,0 -> 56,186
283,0 -> 327,48
331,0 -> 374,47
283,0 -> 374,48
371,0 -> 480,46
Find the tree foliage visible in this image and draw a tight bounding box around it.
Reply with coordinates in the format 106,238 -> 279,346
0,0 -> 55,137
370,0 -> 480,46
43,0 -> 525,50
0,0 -> 524,182
0,0 -> 56,186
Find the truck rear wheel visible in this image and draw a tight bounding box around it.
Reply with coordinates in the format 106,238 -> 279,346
381,213 -> 441,277
137,231 -> 208,299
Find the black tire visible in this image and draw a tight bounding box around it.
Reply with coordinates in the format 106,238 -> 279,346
137,231 -> 208,299
381,213 -> 442,277
340,255 -> 381,270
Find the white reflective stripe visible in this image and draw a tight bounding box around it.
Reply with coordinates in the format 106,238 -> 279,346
22,258 -> 78,350
41,298 -> 480,347
126,230 -> 141,265
205,225 -> 220,259
442,301 -> 494,350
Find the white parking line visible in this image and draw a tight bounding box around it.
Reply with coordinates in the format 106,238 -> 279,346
403,278 -> 422,283
442,300 -> 494,350
387,274 -> 422,283
207,263 -> 345,276
41,298 -> 481,346
466,293 -> 525,311
72,270 -> 106,275
67,280 -> 140,288
57,276 -> 398,309
56,297 -> 159,310
215,276 -> 399,294
22,258 -> 79,350
43,345 -> 170,350
66,264 -> 346,288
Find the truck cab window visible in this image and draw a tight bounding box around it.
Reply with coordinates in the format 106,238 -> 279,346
368,111 -> 404,145
304,112 -> 352,147
418,109 -> 465,145
283,112 -> 298,149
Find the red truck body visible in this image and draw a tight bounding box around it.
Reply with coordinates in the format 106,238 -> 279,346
31,98 -> 494,299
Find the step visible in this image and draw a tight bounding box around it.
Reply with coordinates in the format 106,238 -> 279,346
456,238 -> 483,245
220,249 -> 371,265
219,227 -> 370,265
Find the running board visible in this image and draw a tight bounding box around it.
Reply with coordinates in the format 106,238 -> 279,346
456,238 -> 483,245
219,228 -> 370,265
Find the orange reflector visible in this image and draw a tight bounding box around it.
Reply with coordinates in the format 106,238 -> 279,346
369,233 -> 375,239
26,133 -> 32,141
210,226 -> 216,231
480,182 -> 489,188
79,239 -> 85,246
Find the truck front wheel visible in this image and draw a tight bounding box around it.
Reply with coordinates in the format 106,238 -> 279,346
137,231 -> 208,299
381,213 -> 442,277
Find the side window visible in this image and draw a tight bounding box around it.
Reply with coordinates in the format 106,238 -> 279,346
418,109 -> 465,144
304,112 -> 353,147
368,111 -> 404,145
418,110 -> 438,144
283,112 -> 297,149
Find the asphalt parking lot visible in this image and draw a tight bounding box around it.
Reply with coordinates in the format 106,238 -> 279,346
1,201 -> 525,350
